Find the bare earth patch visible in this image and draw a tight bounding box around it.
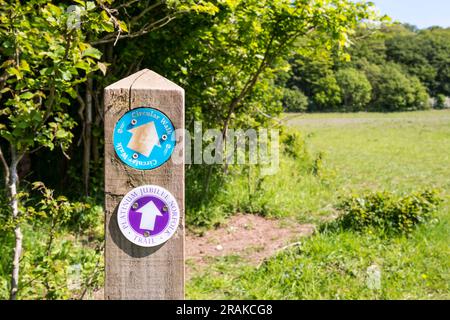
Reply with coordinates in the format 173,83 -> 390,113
186,214 -> 315,278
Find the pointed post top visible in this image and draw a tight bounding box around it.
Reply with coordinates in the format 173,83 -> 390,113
105,69 -> 184,92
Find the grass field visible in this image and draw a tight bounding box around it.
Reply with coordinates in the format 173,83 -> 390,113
187,110 -> 450,299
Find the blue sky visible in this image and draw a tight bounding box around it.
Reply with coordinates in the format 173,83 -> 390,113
369,0 -> 450,29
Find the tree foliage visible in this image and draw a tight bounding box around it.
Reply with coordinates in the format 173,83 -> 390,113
0,0 -> 118,300
386,27 -> 450,96
137,0 -> 378,130
282,88 -> 308,112
335,68 -> 372,111
286,23 -> 449,112
368,63 -> 430,111
0,0 -> 107,155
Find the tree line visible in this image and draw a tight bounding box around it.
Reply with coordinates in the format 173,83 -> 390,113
283,24 -> 450,112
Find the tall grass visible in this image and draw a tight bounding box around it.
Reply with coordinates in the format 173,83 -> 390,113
187,110 -> 450,299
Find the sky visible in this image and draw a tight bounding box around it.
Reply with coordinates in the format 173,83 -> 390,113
369,0 -> 450,29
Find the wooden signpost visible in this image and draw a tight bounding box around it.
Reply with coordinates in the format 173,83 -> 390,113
104,69 -> 184,300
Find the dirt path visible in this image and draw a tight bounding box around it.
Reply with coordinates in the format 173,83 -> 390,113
186,214 -> 315,278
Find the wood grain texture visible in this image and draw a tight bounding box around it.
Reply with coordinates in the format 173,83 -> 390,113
104,69 -> 184,300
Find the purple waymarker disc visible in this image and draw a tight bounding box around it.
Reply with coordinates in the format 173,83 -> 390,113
117,185 -> 180,247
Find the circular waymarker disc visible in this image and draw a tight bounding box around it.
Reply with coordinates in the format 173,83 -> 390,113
117,185 -> 180,247
113,107 -> 176,170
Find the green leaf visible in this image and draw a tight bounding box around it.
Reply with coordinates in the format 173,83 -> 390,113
46,3 -> 62,16
19,60 -> 31,72
19,92 -> 34,100
66,87 -> 77,99
61,70 -> 72,81
86,1 -> 96,11
0,60 -> 14,68
55,130 -> 68,139
75,61 -> 90,71
100,10 -> 110,22
7,67 -> 22,79
31,181 -> 45,190
101,21 -> 115,33
82,47 -> 102,59
118,20 -> 128,33
60,97 -> 71,105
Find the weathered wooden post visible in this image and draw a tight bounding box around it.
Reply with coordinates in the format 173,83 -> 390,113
104,69 -> 184,299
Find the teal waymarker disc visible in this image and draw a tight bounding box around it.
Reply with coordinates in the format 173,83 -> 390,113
113,107 -> 176,170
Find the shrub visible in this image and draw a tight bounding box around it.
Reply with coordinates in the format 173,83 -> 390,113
434,94 -> 447,109
368,63 -> 430,111
335,68 -> 372,111
334,189 -> 442,234
0,183 -> 104,299
280,130 -> 308,160
312,74 -> 342,111
282,88 -> 309,112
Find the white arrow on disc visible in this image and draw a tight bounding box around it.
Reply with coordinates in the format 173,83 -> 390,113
127,121 -> 161,157
137,201 -> 163,231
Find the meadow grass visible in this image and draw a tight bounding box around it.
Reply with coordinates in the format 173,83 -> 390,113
187,110 -> 450,299
188,220 -> 449,299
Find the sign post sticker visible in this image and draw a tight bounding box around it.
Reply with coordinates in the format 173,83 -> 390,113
117,185 -> 180,247
113,107 -> 176,170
